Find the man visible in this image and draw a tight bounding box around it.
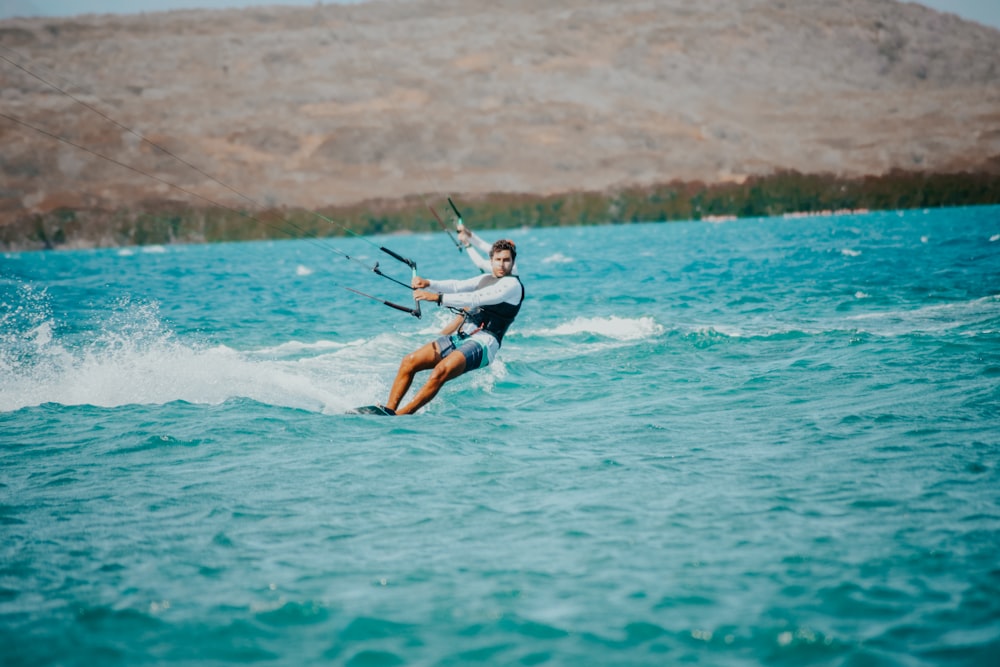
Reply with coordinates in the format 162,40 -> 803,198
382,239 -> 523,415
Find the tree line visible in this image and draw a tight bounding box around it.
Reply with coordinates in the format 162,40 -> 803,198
3,168 -> 999,251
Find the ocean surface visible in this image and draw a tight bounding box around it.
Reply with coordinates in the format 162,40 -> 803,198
2,206 -> 999,666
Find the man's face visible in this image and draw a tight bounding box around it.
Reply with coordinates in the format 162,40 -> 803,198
490,249 -> 514,277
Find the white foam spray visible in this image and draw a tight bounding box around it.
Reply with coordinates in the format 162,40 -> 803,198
0,291 -> 389,414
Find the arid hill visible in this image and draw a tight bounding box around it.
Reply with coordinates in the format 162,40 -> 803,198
1,0 -> 999,238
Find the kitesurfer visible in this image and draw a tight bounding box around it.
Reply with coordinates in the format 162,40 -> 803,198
380,239 -> 523,415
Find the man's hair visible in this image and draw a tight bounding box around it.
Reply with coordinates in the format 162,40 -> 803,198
490,239 -> 517,262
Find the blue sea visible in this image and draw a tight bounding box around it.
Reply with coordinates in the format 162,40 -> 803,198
2,206 -> 999,666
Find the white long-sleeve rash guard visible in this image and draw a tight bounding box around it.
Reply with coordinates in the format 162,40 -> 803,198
428,275 -> 522,311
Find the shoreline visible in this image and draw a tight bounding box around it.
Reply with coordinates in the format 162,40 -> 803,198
3,167 -> 999,252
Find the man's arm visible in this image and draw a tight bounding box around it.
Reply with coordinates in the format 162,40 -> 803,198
466,228 -> 493,254
440,312 -> 466,335
433,275 -> 521,309
411,275 -> 482,304
465,246 -> 491,272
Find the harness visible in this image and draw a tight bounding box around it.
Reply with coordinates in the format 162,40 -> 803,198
455,275 -> 524,343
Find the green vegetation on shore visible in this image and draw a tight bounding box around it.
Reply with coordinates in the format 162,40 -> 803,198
3,168 -> 999,251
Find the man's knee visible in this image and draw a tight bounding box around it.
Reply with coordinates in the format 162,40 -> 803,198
399,352 -> 420,372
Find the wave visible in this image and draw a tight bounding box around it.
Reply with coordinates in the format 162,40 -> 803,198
542,252 -> 574,265
248,338 -> 353,357
844,295 -> 1000,337
668,295 -> 1000,341
514,299 -> 989,355
116,245 -> 167,256
529,316 -> 664,341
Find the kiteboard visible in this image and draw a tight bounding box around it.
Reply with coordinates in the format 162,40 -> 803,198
350,405 -> 396,416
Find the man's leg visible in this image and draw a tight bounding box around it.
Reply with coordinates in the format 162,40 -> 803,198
385,341 -> 441,412
395,352 -> 467,415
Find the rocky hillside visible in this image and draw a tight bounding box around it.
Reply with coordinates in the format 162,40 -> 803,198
1,0 -> 999,230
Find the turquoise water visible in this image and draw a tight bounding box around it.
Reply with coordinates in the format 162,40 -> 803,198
2,206 -> 999,666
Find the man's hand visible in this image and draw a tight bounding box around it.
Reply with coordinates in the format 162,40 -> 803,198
413,289 -> 439,303
411,276 -> 430,289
